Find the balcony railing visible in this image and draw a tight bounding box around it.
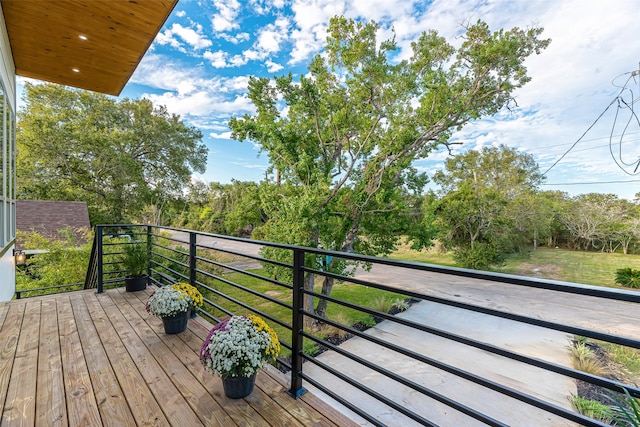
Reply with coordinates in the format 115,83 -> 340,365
61,225 -> 640,425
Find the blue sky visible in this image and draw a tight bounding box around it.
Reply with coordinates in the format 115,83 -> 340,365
22,0 -> 640,199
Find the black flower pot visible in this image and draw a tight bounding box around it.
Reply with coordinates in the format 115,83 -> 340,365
222,373 -> 256,399
124,275 -> 147,292
161,310 -> 189,334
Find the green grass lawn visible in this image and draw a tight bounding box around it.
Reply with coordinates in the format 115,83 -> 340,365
494,247 -> 640,288
387,241 -> 640,288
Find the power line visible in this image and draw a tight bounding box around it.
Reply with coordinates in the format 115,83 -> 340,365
541,73 -> 637,177
541,97 -> 618,176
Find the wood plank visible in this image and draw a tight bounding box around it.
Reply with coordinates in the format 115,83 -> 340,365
267,366 -> 360,427
110,288 -> 239,426
96,291 -> 204,426
0,304 -> 9,330
71,293 -> 136,426
84,293 -> 170,427
1,301 -> 40,426
0,304 -> 25,417
254,367 -> 335,427
36,299 -> 67,427
57,296 -> 102,427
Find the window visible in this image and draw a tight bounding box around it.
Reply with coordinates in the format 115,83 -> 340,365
0,79 -> 15,250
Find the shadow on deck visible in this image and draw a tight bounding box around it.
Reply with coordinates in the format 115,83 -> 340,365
0,287 -> 358,426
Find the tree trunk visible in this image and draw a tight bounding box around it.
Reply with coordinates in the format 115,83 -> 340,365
303,271 -> 315,328
314,275 -> 334,319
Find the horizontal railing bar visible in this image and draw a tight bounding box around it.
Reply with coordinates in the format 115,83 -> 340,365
150,261 -> 188,283
197,283 -> 292,332
151,249 -> 188,267
195,241 -> 294,271
195,268 -> 293,312
195,255 -> 293,291
151,242 -> 189,257
150,232 -> 188,246
299,253 -> 640,304
302,332 -> 508,426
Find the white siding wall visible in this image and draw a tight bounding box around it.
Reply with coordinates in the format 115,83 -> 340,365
0,2 -> 17,301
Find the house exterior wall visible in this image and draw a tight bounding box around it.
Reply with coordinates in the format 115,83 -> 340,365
0,2 -> 17,302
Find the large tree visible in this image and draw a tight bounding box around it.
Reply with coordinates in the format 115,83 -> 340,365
434,145 -> 545,268
17,83 -> 207,223
230,16 -> 549,317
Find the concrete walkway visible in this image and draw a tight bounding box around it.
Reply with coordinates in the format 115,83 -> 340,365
303,300 -> 577,426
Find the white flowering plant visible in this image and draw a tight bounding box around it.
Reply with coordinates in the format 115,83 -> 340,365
145,285 -> 190,318
146,283 -> 204,318
200,315 -> 280,378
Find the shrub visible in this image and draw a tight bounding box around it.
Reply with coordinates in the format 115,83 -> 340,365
615,268 -> 640,288
572,342 -> 608,377
453,242 -> 502,270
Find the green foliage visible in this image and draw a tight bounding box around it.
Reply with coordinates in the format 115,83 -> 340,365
571,342 -> 608,377
607,388 -> 640,427
17,83 -> 207,224
615,268 -> 640,288
434,146 -> 545,268
452,241 -> 503,270
120,242 -> 148,277
16,229 -> 92,292
571,395 -> 613,423
174,180 -> 263,236
391,298 -> 409,312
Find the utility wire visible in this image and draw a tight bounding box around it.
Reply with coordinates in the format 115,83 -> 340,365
541,72 -> 639,176
541,97 -> 617,176
609,95 -> 640,174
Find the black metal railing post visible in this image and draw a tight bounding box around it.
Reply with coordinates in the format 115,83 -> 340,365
146,225 -> 152,286
189,231 -> 197,286
287,247 -> 307,398
96,225 -> 104,293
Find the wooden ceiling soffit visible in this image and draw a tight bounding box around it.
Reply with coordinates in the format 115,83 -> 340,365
1,0 -> 178,95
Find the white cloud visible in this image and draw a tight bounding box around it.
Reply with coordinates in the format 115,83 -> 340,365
265,60 -> 284,73
249,0 -> 284,15
204,50 -> 229,68
210,131 -> 233,139
144,91 -> 255,118
288,0 -> 346,64
156,23 -> 212,51
212,0 -> 242,32
219,32 -> 250,44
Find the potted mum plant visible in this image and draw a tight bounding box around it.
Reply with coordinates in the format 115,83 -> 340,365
146,283 -> 203,334
120,241 -> 148,292
200,314 -> 280,398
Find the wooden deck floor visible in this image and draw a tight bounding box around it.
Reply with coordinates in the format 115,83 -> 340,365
0,287 -> 358,426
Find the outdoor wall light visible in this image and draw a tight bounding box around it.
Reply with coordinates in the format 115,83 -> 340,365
13,249 -> 26,266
